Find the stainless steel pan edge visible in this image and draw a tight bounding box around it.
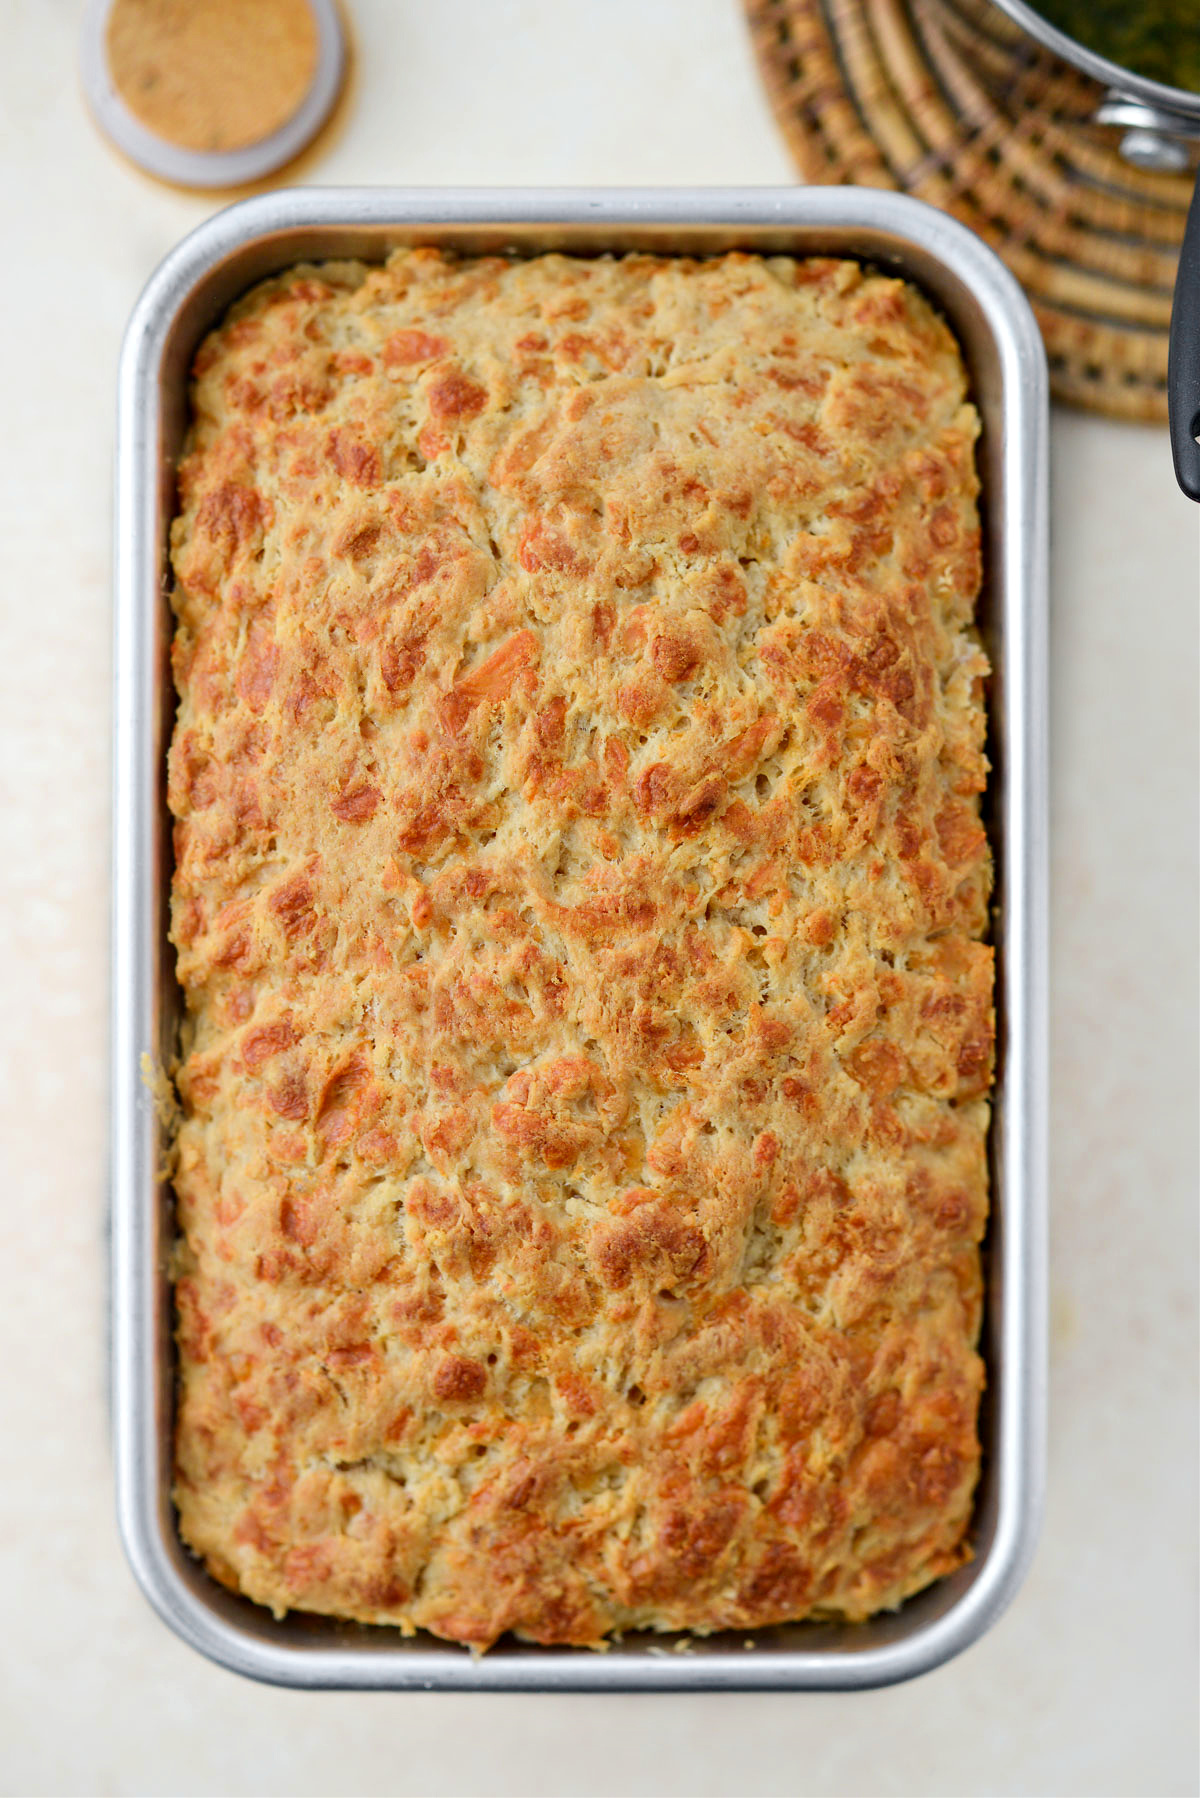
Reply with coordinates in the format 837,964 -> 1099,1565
112,187 -> 1048,1692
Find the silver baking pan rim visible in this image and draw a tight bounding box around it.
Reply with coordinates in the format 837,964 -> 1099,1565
111,186 -> 1048,1692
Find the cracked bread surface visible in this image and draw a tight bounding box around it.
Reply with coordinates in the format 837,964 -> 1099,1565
167,247 -> 992,1649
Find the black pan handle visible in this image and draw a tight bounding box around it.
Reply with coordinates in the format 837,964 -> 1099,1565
1168,163 -> 1200,502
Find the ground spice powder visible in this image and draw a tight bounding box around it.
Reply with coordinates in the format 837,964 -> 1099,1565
106,0 -> 319,153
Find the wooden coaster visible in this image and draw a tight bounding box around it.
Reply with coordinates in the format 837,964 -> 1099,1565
745,0 -> 1195,420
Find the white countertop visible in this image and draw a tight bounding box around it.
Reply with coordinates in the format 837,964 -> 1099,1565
1,3 -> 1196,1792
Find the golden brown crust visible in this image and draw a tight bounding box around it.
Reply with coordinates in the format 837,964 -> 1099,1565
168,249 -> 992,1649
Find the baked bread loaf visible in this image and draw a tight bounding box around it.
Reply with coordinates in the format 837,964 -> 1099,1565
167,248 -> 992,1649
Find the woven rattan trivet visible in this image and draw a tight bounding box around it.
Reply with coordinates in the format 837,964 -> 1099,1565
746,0 -> 1195,420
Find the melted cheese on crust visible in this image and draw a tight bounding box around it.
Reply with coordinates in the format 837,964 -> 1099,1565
169,250 -> 992,1649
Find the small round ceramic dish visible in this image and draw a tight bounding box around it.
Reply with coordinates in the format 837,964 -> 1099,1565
81,0 -> 345,189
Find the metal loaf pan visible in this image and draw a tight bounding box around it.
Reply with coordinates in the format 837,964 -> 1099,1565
112,187 -> 1048,1691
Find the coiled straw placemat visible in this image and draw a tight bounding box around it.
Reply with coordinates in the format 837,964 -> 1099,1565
745,0 -> 1195,419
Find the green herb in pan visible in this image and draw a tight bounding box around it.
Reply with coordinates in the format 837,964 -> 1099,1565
1033,0 -> 1200,95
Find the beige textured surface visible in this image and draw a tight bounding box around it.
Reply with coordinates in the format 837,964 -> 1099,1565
169,251 -> 990,1644
106,0 -> 319,154
0,0 -> 1195,1791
